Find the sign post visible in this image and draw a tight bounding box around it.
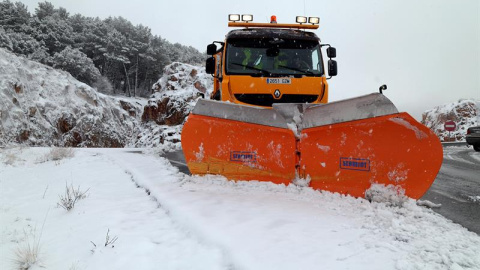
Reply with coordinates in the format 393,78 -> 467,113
444,120 -> 456,140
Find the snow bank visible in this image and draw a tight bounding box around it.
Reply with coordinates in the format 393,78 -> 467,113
4,148 -> 476,270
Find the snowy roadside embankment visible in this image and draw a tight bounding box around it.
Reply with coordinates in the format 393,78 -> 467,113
0,48 -> 145,147
1,147 -> 479,270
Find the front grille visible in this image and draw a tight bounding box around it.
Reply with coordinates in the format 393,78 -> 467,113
234,94 -> 319,107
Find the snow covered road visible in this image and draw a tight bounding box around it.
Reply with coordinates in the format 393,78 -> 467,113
1,147 -> 480,270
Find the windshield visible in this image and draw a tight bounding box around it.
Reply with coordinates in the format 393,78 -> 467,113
225,38 -> 323,77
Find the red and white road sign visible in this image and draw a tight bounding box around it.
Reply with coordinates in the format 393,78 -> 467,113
444,120 -> 456,131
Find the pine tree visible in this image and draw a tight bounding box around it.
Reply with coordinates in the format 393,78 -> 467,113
52,46 -> 101,85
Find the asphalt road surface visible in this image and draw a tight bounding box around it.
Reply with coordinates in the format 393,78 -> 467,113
421,146 -> 480,235
163,146 -> 480,235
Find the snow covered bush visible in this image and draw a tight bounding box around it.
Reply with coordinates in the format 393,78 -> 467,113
2,152 -> 18,166
14,229 -> 42,270
36,147 -> 74,163
57,183 -> 89,211
52,46 -> 101,86
46,147 -> 74,161
1,146 -> 26,165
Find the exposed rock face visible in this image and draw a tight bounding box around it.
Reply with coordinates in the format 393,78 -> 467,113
0,48 -> 144,147
422,99 -> 480,142
151,62 -> 210,94
143,62 -> 212,126
142,96 -> 197,126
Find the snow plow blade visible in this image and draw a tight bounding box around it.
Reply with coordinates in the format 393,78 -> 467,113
181,93 -> 443,199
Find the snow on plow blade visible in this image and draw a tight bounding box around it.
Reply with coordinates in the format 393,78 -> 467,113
181,93 -> 443,199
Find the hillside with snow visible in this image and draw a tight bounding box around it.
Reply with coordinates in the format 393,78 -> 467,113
0,48 -> 145,147
422,99 -> 480,142
0,48 -> 210,149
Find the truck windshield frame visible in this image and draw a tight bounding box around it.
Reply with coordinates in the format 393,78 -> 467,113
225,38 -> 324,77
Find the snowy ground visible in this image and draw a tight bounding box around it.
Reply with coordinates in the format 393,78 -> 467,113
1,147 -> 480,270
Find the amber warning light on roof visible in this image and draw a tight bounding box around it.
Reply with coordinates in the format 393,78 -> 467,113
228,14 -> 320,29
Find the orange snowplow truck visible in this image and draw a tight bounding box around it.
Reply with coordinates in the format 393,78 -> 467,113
182,15 -> 443,199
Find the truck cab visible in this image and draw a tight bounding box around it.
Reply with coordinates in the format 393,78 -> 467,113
206,15 -> 337,108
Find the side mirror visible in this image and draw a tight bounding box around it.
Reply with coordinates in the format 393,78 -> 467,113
206,57 -> 215,74
328,60 -> 337,77
327,47 -> 336,58
379,84 -> 387,94
207,44 -> 217,55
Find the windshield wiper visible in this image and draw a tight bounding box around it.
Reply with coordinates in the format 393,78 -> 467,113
278,65 -> 315,75
231,63 -> 271,76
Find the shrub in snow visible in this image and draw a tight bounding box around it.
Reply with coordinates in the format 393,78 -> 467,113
14,229 -> 43,270
57,183 -> 89,211
104,229 -> 118,247
2,152 -> 18,165
45,147 -> 74,162
1,146 -> 26,165
90,229 -> 118,254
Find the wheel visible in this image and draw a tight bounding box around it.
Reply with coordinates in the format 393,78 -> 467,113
474,145 -> 480,152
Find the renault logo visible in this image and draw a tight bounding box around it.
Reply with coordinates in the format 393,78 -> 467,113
273,89 -> 281,99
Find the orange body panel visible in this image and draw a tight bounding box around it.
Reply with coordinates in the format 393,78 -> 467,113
222,76 -> 328,105
181,114 -> 297,185
300,113 -> 443,199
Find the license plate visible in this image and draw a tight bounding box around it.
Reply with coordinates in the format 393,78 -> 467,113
267,78 -> 291,84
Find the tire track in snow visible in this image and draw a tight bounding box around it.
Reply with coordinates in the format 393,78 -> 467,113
101,150 -> 237,270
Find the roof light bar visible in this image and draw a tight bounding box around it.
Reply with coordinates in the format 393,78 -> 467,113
296,16 -> 307,24
242,14 -> 253,22
228,14 -> 240,22
308,17 -> 320,25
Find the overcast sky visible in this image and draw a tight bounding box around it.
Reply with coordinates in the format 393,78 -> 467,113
18,0 -> 480,120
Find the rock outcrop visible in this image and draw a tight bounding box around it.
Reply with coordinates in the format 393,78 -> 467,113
142,62 -> 212,126
422,99 -> 480,142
